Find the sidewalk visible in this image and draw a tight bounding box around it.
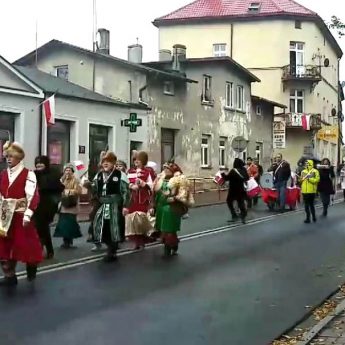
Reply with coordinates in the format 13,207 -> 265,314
313,313 -> 345,344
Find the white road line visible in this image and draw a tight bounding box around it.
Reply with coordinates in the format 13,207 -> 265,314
6,199 -> 344,280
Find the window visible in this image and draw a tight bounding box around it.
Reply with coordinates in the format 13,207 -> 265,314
295,20 -> 302,29
201,135 -> 210,167
161,129 -> 175,167
213,44 -> 226,57
290,42 -> 305,76
236,85 -> 245,110
289,89 -> 304,113
248,2 -> 261,13
163,81 -> 175,96
219,138 -> 226,168
225,82 -> 234,108
55,65 -> 69,80
0,112 -> 15,171
202,75 -> 212,103
256,105 -> 262,116
255,143 -> 262,162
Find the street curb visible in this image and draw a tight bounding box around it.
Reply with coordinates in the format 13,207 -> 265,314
296,296 -> 345,344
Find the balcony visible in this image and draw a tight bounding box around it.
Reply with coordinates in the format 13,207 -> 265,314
284,113 -> 322,130
282,65 -> 322,82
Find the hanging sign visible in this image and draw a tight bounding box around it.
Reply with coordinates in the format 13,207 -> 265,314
273,121 -> 286,149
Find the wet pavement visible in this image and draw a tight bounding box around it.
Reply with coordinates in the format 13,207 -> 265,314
1,200 -> 345,345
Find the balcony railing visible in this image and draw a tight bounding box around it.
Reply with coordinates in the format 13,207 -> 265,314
282,65 -> 322,81
285,113 -> 322,129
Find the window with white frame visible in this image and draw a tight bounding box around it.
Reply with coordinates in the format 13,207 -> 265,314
163,81 -> 175,96
202,75 -> 212,103
289,89 -> 304,113
219,138 -> 227,168
225,82 -> 234,108
55,65 -> 69,80
248,2 -> 261,13
201,135 -> 210,167
236,85 -> 245,110
213,44 -> 227,57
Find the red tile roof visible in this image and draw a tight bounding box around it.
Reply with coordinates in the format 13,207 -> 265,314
154,0 -> 317,25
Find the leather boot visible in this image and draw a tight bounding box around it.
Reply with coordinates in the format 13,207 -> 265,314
26,265 -> 37,282
0,275 -> 18,287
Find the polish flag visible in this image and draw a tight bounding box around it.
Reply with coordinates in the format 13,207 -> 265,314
43,95 -> 55,125
214,171 -> 225,186
73,160 -> 85,171
301,114 -> 311,131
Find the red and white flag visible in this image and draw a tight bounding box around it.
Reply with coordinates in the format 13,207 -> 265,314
43,95 -> 55,125
301,114 -> 311,131
214,171 -> 225,186
73,160 -> 85,171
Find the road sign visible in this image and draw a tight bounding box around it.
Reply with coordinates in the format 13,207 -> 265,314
273,121 -> 286,149
231,136 -> 248,153
123,113 -> 142,133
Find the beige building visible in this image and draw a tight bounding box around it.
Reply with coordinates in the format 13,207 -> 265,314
154,0 -> 343,167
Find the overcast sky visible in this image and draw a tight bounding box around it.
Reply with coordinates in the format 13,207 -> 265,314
1,0 -> 344,78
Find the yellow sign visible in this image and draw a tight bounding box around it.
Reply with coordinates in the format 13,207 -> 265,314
317,126 -> 338,143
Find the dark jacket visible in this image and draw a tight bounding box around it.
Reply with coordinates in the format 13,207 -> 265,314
34,158 -> 64,224
270,160 -> 291,183
222,158 -> 249,198
318,166 -> 335,195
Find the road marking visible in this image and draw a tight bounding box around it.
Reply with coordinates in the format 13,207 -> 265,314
4,199 -> 343,280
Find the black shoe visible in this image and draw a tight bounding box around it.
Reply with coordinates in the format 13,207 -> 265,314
103,254 -> 117,262
304,219 -> 311,224
227,218 -> 238,223
0,275 -> 18,287
172,245 -> 179,256
241,217 -> 246,224
163,244 -> 172,257
313,217 -> 317,223
26,265 -> 37,282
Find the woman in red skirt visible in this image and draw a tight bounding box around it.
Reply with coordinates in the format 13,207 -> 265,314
0,142 -> 43,287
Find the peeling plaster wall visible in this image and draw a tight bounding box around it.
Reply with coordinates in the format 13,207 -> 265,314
248,101 -> 275,170
147,63 -> 252,177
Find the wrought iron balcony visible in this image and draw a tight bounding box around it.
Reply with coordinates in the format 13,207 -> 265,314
282,65 -> 322,82
284,113 -> 322,129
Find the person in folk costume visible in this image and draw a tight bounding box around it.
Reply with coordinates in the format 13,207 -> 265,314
153,162 -> 193,257
34,155 -> 64,259
115,160 -> 128,243
0,142 -> 43,286
125,151 -> 153,250
93,152 -> 130,262
84,151 -> 106,252
54,165 -> 82,248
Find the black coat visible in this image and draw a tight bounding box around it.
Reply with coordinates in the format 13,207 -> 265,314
222,167 -> 249,199
318,167 -> 335,195
34,168 -> 64,224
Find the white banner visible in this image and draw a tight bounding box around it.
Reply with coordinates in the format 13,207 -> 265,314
273,121 -> 286,149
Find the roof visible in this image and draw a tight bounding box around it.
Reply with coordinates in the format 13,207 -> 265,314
154,0 -> 316,24
15,66 -> 149,109
185,57 -> 260,82
144,56 -> 260,82
251,95 -> 287,108
14,40 -> 197,83
153,0 -> 342,57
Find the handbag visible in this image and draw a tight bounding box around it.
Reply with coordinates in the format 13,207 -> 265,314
170,200 -> 189,217
61,192 -> 78,208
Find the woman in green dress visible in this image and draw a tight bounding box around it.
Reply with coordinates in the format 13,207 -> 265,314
154,162 -> 192,257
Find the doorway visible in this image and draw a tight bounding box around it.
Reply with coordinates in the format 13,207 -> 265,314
0,112 -> 15,171
89,124 -> 109,179
161,128 -> 175,166
47,120 -> 71,172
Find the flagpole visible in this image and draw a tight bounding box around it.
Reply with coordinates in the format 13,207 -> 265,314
92,0 -> 97,91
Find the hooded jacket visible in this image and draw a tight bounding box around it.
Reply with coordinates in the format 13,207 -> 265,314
301,160 -> 320,194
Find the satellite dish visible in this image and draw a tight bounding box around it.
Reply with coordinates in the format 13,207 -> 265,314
324,58 -> 330,67
331,108 -> 337,116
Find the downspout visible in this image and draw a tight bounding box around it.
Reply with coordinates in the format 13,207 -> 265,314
38,96 -> 45,156
139,84 -> 148,107
337,58 -> 341,166
230,23 -> 234,58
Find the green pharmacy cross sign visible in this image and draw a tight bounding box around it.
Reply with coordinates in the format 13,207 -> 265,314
123,113 -> 142,133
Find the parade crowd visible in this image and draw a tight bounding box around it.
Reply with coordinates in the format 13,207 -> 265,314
0,142 -> 194,287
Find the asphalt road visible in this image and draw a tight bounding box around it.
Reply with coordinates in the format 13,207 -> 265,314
1,203 -> 345,345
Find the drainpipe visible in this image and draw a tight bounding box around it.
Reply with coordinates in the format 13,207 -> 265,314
139,84 -> 148,106
337,58 -> 341,166
230,23 -> 234,58
38,96 -> 45,156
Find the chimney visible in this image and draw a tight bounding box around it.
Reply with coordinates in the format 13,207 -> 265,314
172,44 -> 186,71
128,44 -> 143,64
159,49 -> 172,62
97,28 -> 110,55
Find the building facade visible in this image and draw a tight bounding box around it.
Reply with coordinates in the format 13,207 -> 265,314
154,0 -> 343,167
